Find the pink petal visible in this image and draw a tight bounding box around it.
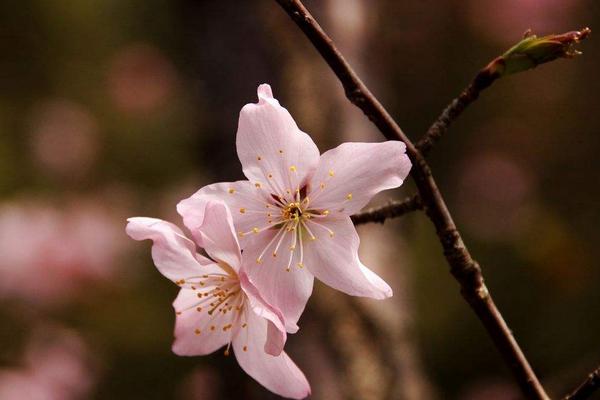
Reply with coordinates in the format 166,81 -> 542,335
239,271 -> 286,355
126,217 -> 211,282
308,141 -> 411,216
303,216 -> 393,299
177,180 -> 271,248
171,288 -> 236,356
233,310 -> 311,399
180,200 -> 241,271
242,231 -> 314,332
236,84 -> 319,197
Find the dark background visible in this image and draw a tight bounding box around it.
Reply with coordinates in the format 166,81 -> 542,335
0,1 -> 598,399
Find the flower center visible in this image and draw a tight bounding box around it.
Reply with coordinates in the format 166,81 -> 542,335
175,265 -> 251,355
282,202 -> 303,222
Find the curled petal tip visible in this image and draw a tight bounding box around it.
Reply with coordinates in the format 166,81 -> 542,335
257,83 -> 274,101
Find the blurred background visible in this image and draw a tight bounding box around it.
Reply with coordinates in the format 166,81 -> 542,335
0,0 -> 599,399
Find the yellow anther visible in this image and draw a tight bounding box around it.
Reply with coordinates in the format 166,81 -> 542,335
286,267 -> 291,272
322,210 -> 329,216
297,262 -> 304,268
238,231 -> 245,237
210,325 -> 216,331
199,282 -> 205,286
329,169 -> 335,177
257,156 -> 262,161
196,307 -> 202,312
256,258 -> 263,264
289,246 -> 296,251
268,173 -> 273,178
239,208 -> 246,214
191,286 -> 196,290
255,182 -> 262,188
346,193 -> 353,200
224,348 -> 230,356
195,328 -> 201,335
228,188 -> 235,194
272,252 -> 277,257
243,346 -> 248,352
329,231 -> 335,238
242,323 -> 247,328
278,149 -> 284,154
289,165 -> 297,172
252,227 -> 259,233
310,236 -> 316,241
197,293 -> 202,298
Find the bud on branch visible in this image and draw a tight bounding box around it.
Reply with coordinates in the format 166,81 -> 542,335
417,27 -> 591,156
485,27 -> 591,78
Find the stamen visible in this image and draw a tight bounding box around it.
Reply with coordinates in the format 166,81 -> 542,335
298,226 -> 304,268
300,220 -> 317,241
256,225 -> 289,262
286,222 -> 299,272
307,219 -> 335,238
272,223 -> 291,257
240,219 -> 285,237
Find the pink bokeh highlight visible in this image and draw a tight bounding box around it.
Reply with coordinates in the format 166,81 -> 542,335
28,99 -> 100,181
0,327 -> 96,400
107,43 -> 178,114
0,198 -> 128,306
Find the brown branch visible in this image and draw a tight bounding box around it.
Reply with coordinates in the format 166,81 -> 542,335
351,195 -> 423,225
563,366 -> 600,400
417,28 -> 590,156
416,68 -> 498,156
274,1 -> 551,399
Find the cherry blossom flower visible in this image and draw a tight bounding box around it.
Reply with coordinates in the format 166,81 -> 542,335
126,200 -> 310,399
178,84 -> 412,330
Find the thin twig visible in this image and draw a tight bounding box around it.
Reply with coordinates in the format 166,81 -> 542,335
563,366 -> 600,400
417,28 -> 590,156
416,69 -> 498,156
351,195 -> 423,225
274,1 -> 551,399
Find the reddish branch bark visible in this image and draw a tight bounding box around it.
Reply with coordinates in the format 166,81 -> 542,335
351,195 -> 422,226
563,366 -> 600,400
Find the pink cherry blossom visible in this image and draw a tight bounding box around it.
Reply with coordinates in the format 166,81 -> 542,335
126,200 -> 310,399
178,84 -> 412,330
